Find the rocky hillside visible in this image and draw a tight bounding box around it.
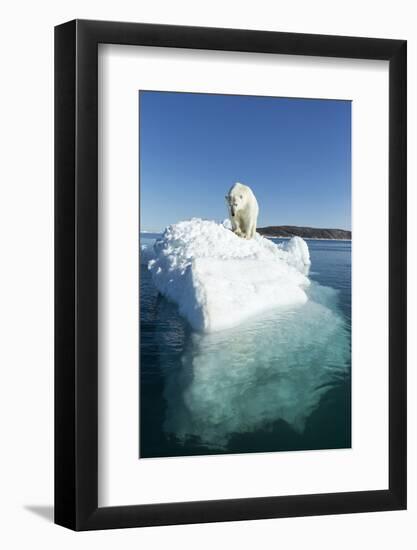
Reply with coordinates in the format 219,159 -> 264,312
258,225 -> 351,240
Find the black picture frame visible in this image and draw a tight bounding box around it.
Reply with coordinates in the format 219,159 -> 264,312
55,19 -> 407,531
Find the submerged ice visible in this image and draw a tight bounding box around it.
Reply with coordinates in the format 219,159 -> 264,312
149,281 -> 350,449
143,218 -> 311,332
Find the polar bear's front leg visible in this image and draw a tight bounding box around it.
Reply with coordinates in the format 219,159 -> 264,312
248,220 -> 257,239
241,219 -> 256,239
232,216 -> 243,237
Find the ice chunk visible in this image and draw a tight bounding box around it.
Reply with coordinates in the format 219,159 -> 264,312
222,218 -> 232,230
148,218 -> 311,332
284,235 -> 311,274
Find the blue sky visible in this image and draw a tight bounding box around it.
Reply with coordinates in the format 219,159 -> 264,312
139,91 -> 351,232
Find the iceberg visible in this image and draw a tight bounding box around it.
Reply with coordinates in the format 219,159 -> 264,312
144,218 -> 311,332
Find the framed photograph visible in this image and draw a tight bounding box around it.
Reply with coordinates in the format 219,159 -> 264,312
55,20 -> 406,530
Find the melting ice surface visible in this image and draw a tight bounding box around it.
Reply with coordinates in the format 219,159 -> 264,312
140,222 -> 351,456
142,218 -> 311,332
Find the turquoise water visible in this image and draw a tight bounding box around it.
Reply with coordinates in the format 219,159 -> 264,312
140,237 -> 351,458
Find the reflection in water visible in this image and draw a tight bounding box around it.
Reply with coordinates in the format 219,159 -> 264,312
157,284 -> 350,449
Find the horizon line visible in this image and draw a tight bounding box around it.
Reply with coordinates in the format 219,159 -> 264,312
141,222 -> 352,233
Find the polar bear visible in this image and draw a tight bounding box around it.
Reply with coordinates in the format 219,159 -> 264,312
225,182 -> 259,239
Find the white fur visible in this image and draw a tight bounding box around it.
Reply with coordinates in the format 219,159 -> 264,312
226,182 -> 259,239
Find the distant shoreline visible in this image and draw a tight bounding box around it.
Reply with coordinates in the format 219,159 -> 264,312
141,233 -> 351,242
258,225 -> 351,241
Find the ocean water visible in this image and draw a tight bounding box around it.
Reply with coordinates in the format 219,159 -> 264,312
140,236 -> 351,458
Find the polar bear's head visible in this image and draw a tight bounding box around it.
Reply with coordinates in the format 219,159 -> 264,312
225,182 -> 249,217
